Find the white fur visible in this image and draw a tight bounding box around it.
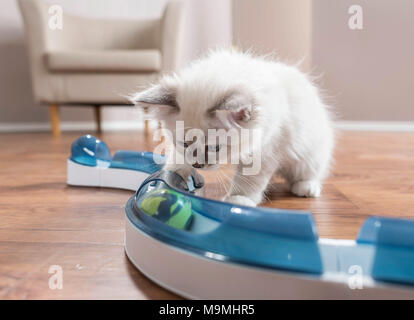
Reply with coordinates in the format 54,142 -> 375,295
131,49 -> 335,207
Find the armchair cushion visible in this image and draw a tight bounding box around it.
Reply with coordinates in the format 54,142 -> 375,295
45,49 -> 162,72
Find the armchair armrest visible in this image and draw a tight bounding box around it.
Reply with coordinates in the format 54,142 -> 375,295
17,0 -> 52,102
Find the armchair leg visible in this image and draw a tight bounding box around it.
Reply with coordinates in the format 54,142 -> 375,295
49,104 -> 61,137
94,105 -> 102,134
158,121 -> 165,143
145,120 -> 150,137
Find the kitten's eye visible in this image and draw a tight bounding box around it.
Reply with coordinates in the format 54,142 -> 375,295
206,144 -> 221,152
177,141 -> 189,148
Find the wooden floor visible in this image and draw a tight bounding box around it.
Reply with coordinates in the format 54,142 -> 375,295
0,130 -> 413,299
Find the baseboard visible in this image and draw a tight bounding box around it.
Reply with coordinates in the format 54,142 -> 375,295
0,120 -> 413,133
0,120 -> 151,133
336,121 -> 414,132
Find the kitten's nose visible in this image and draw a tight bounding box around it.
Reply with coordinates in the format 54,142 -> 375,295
192,163 -> 205,169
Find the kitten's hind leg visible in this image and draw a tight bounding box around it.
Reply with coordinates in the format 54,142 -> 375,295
291,180 -> 321,197
281,158 -> 328,198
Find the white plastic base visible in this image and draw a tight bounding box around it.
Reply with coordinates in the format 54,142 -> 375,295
125,217 -> 414,299
67,159 -> 149,191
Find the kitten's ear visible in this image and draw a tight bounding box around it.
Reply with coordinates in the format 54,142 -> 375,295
129,82 -> 179,118
209,90 -> 256,129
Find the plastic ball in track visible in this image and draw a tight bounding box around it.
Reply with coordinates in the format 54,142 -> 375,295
140,188 -> 193,230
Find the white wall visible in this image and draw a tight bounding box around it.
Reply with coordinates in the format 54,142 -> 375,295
233,0 -> 312,71
0,0 -> 232,126
312,0 -> 414,121
233,0 -> 414,122
0,0 -> 40,123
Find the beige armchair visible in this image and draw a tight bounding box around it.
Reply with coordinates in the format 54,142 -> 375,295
18,0 -> 184,137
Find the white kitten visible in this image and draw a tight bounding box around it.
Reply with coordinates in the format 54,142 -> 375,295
131,49 -> 334,207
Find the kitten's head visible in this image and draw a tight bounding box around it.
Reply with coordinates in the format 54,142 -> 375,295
130,62 -> 261,169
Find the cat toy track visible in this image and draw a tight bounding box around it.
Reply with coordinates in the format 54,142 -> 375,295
67,135 -> 414,299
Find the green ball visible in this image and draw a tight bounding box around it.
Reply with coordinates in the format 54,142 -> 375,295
140,188 -> 193,230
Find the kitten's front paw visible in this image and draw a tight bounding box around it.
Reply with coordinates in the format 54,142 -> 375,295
163,164 -> 193,182
223,195 -> 257,207
291,180 -> 321,197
